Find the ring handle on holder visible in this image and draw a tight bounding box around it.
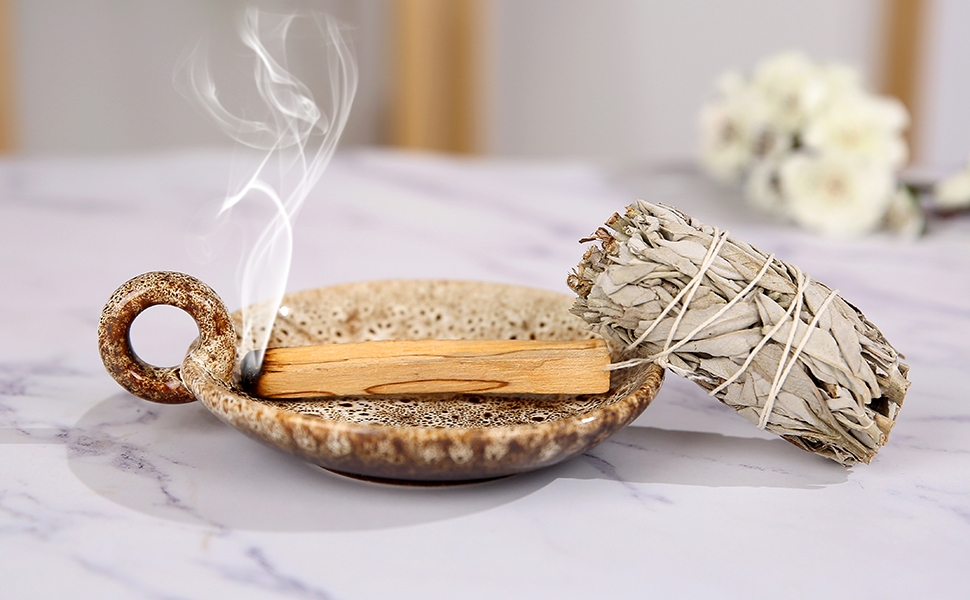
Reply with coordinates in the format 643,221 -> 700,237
97,271 -> 236,404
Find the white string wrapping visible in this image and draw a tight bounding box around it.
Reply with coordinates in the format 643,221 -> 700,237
569,201 -> 910,465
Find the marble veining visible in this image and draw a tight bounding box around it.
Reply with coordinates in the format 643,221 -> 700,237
199,547 -> 334,600
1,149 -> 969,598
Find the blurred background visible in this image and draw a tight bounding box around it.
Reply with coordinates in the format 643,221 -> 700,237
0,0 -> 967,171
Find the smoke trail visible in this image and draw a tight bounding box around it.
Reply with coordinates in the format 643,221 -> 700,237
176,9 -> 357,372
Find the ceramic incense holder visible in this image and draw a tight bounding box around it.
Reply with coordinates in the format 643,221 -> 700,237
98,272 -> 663,483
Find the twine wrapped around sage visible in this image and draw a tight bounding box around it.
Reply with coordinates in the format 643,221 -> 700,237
568,201 -> 910,466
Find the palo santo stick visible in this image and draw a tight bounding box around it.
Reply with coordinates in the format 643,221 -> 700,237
246,339 -> 611,398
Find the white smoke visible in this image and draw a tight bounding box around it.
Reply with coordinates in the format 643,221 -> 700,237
176,9 -> 357,372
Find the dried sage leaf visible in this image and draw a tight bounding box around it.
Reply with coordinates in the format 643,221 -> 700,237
568,201 -> 910,466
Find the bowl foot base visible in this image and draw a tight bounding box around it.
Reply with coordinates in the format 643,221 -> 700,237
318,466 -> 512,487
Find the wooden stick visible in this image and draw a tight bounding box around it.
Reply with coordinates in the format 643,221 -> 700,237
247,339 -> 611,398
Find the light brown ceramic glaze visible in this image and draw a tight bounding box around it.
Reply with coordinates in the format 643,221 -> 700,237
98,271 -> 236,404
100,274 -> 663,482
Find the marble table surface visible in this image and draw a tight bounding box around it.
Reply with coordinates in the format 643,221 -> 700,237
2,148 -> 968,599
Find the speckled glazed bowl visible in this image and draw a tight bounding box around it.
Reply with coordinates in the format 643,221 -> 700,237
99,272 -> 663,483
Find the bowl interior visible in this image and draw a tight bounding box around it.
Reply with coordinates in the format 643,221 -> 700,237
232,280 -> 650,428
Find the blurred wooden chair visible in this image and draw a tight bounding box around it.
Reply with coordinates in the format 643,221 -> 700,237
0,0 -> 16,153
883,0 -> 925,158
0,0 -> 927,158
390,0 -> 484,154
390,0 -> 927,159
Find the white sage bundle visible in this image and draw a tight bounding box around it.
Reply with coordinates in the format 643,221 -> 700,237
568,201 -> 910,466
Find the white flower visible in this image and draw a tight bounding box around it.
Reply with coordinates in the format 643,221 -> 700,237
745,158 -> 786,214
780,154 -> 895,237
934,162 -> 970,209
712,70 -> 747,97
883,186 -> 924,239
699,71 -> 791,181
699,98 -> 756,182
818,64 -> 864,100
751,51 -> 827,133
803,93 -> 909,168
749,124 -> 792,161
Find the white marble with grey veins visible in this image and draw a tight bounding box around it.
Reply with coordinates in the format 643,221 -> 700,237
1,149 -> 968,598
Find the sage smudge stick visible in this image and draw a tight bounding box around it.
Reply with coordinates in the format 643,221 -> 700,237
568,201 -> 910,465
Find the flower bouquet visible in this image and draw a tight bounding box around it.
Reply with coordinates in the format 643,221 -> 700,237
700,51 -> 969,237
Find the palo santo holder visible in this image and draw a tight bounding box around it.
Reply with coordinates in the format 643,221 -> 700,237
98,202 -> 912,481
98,272 -> 663,483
